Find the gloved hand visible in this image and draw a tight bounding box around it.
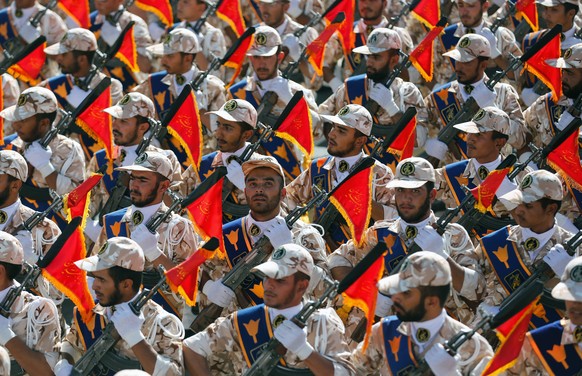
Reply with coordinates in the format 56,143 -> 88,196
287,0 -> 303,18
131,225 -> 162,262
521,87 -> 539,107
274,320 -> 314,360
368,83 -> 399,116
556,110 -> 576,131
54,359 -> 73,376
195,89 -> 208,111
424,343 -> 460,376
479,303 -> 500,317
24,142 -> 55,178
375,292 -> 393,317
0,314 -> 16,346
415,226 -> 448,260
19,21 -> 41,43
543,244 -> 573,277
481,28 -> 501,59
264,217 -> 293,249
282,34 -> 302,61
202,279 -> 236,308
226,159 -> 246,191
110,303 -> 145,347
424,138 -> 449,161
15,230 -> 36,265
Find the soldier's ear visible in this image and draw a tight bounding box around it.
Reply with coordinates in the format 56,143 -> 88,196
10,179 -> 22,193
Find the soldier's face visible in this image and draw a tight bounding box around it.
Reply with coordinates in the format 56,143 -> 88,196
454,58 -> 484,84
129,171 -> 168,207
391,288 -> 428,322
161,52 -> 191,75
395,185 -> 435,223
112,117 -> 142,146
263,274 -> 308,309
177,0 -> 206,21
14,0 -> 35,8
327,124 -> 366,157
250,54 -> 280,81
55,52 -> 81,75
0,175 -> 13,207
466,131 -> 505,163
90,269 -> 123,307
213,118 -> 252,152
259,1 -> 289,27
12,116 -> 44,143
562,68 -> 582,99
510,200 -> 556,232
95,0 -> 124,15
542,5 -> 572,29
457,0 -> 487,28
366,52 -> 392,82
565,300 -> 582,325
244,167 -> 284,219
358,0 -> 386,22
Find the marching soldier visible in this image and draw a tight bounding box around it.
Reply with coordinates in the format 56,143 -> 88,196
285,104 -> 396,252
56,237 -> 184,375
349,251 -> 493,375
184,243 -> 353,375
421,34 -> 527,167
1,73 -> 21,137
475,170 -> 581,328
0,87 -> 86,228
329,157 -> 484,343
0,231 -> 61,375
91,151 -> 197,323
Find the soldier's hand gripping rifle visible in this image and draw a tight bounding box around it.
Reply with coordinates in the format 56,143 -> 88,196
0,36 -> 46,75
70,265 -> 167,376
244,241 -> 388,376
0,263 -> 42,318
189,184 -> 328,333
406,277 -> 544,376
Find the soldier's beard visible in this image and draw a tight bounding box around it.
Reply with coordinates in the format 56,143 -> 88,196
0,189 -> 10,207
563,80 -> 582,99
396,195 -> 431,223
367,67 -> 391,83
394,300 -> 427,322
99,287 -> 123,307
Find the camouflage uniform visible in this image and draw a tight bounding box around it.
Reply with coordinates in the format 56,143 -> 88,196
1,73 -> 20,137
6,1 -> 67,46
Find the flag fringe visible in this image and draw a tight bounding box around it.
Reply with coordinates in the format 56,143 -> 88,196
135,1 -> 173,25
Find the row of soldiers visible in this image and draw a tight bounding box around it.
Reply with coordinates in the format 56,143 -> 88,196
0,0 -> 581,375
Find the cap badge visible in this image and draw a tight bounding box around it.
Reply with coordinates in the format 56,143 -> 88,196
564,48 -> 573,60
570,265 -> 582,283
119,95 -> 131,105
405,225 -> 418,240
135,152 -> 148,164
255,33 -> 267,46
523,237 -> 539,252
163,34 -> 172,45
249,223 -> 261,237
400,161 -> 415,176
17,94 -> 27,107
369,33 -> 378,45
98,242 -> 108,255
224,100 -> 238,112
416,328 -> 430,343
521,175 -> 533,190
272,247 -> 286,260
132,210 -> 144,226
0,210 -> 7,225
473,109 -> 486,121
459,36 -> 471,48
338,106 -> 350,116
338,160 -> 349,173
478,166 -> 489,181
574,326 -> 582,342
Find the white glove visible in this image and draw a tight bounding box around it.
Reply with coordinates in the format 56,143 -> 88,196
327,77 -> 343,92
481,28 -> 501,59
24,142 -> 55,178
470,86 -> 496,108
556,110 -> 576,131
479,303 -> 500,317
415,226 -> 448,260
269,82 -> 293,103
0,314 -> 16,346
543,244 -> 573,277
264,217 -> 293,249
100,20 -> 122,47
274,320 -> 314,360
368,83 -> 399,116
287,0 -> 303,18
226,160 -> 246,191
202,279 -> 236,308
424,138 -> 449,161
84,219 -> 103,243
424,343 -> 460,376
130,225 -> 162,262
375,292 -> 393,317
282,34 -> 302,61
54,359 -> 73,376
110,303 -> 145,347
15,230 -> 36,265
19,22 -> 41,43
195,89 -> 208,111
521,87 -> 539,107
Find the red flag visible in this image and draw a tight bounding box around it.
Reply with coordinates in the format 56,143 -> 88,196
516,0 -> 539,32
470,163 -> 513,213
274,92 -> 313,161
523,30 -> 562,99
115,23 -> 139,73
411,0 -> 441,28
329,165 -> 374,246
323,0 -> 355,59
165,238 -> 219,306
164,86 -> 203,171
482,298 -> 539,375
135,0 -> 173,26
387,114 -> 417,163
306,13 -> 344,76
216,0 -> 246,38
409,19 -> 446,81
8,42 -> 46,85
76,85 -> 114,164
57,0 -> 90,28
63,172 -> 104,229
223,27 -> 255,87
547,130 -> 582,191
37,217 -> 95,323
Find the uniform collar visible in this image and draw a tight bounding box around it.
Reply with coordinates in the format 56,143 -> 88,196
126,203 -> 163,226
521,223 -> 557,261
220,143 -> 250,167
119,144 -> 139,166
459,76 -> 486,102
246,214 -> 284,243
333,152 -> 365,183
269,302 -> 303,324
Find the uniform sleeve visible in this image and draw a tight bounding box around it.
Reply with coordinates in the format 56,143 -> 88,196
500,84 -> 528,150
147,311 -> 184,376
328,226 -> 379,270
53,139 -> 86,195
348,322 -> 388,375
284,168 -> 315,210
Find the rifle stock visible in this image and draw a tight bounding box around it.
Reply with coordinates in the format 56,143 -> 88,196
0,263 -> 42,318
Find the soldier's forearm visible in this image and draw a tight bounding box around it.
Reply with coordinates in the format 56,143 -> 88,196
447,257 -> 466,294
331,266 -> 352,282
183,346 -> 212,376
303,351 -> 337,376
130,340 -> 158,374
5,336 -> 55,376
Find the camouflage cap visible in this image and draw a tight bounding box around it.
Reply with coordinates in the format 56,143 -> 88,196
537,0 -> 578,6
377,251 -> 451,295
0,150 -> 28,182
320,104 -> 373,136
552,256 -> 582,302
352,28 -> 402,55
0,232 -> 24,265
454,106 -> 510,136
207,99 -> 258,128
147,28 -> 201,56
0,87 -> 58,121
247,26 -> 282,57
116,151 -> 174,180
387,157 -> 436,189
443,34 -> 491,62
242,156 -> 285,180
103,92 -> 155,119
44,28 -> 97,55
75,237 -> 144,272
499,170 -> 563,211
252,243 -> 314,279
546,43 -> 582,69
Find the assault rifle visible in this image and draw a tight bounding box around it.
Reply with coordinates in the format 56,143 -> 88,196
489,0 -> 531,42
0,263 -> 42,318
0,36 -> 46,75
70,266 -> 167,376
12,190 -> 64,234
189,184 -> 328,333
388,0 -> 423,28
29,0 -> 57,28
244,241 -> 388,376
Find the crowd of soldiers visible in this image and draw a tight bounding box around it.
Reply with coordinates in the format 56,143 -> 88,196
0,0 -> 581,374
